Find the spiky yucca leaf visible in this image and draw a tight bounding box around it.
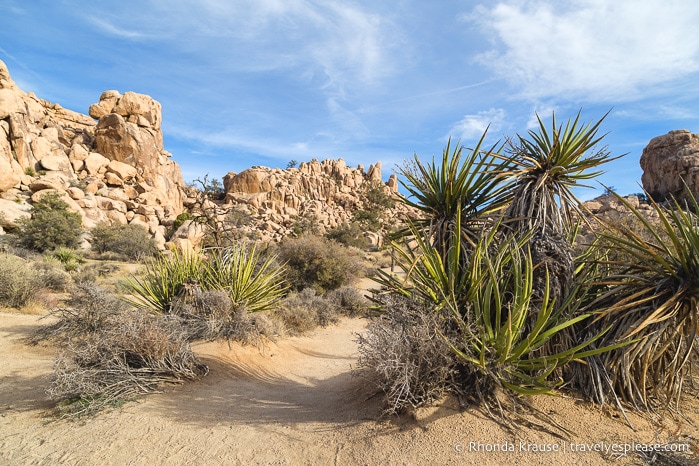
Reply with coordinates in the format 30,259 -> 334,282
203,245 -> 288,313
504,110 -> 620,236
397,134 -> 511,256
124,248 -> 205,312
582,191 -> 699,410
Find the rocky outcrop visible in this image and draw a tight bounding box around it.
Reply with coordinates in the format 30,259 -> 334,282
206,158 -> 405,244
640,129 -> 699,201
0,60 -> 185,248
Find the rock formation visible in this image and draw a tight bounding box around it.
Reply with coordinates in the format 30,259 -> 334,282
0,59 -> 185,248
175,159 -> 406,246
640,129 -> 699,200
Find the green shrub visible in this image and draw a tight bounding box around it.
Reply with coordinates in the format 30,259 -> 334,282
276,235 -> 365,292
14,193 -> 82,252
0,253 -> 43,308
90,223 -> 158,260
53,247 -> 86,272
171,212 -> 194,234
326,222 -> 369,249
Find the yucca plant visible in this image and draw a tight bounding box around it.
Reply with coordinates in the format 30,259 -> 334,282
578,190 -> 699,410
125,246 -> 288,315
504,110 -> 617,236
397,134 -> 511,257
124,248 -> 205,312
202,245 -> 288,313
502,110 -> 620,306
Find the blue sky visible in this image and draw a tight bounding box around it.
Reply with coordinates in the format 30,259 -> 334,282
2,0 -> 699,199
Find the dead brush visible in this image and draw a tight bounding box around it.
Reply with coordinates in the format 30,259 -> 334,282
356,295 -> 461,415
31,281 -> 125,344
169,286 -> 281,344
47,309 -> 207,417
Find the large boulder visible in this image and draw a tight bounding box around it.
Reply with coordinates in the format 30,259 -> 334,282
640,129 -> 699,200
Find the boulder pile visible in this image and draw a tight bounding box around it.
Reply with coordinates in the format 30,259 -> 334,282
0,59 -> 185,247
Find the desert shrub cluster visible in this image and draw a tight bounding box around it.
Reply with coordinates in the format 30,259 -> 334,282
90,223 -> 158,260
358,111 -> 699,429
276,234 -> 366,292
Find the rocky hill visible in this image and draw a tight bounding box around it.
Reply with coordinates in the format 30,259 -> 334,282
0,59 -> 184,248
0,60 -> 407,249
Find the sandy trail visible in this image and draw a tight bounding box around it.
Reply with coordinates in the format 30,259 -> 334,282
1,311 -> 698,465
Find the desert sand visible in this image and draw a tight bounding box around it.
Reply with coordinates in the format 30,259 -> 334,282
1,311 -> 697,465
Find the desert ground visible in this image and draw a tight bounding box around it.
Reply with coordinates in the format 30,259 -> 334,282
1,310 -> 698,466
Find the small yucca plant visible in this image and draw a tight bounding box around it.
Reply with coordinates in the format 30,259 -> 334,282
124,248 -> 205,312
125,246 -> 287,315
396,135 -> 510,256
202,245 -> 288,313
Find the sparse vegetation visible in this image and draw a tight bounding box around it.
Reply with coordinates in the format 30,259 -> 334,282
90,223 -> 158,260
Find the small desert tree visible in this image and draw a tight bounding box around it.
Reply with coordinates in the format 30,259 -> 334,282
15,192 -> 82,252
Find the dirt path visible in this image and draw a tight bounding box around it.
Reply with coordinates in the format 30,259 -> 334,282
1,312 -> 697,465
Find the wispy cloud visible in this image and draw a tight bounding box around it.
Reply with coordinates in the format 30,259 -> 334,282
448,108 -> 507,141
470,0 -> 699,102
87,17 -> 152,40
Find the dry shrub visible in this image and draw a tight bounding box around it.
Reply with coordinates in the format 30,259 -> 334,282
169,288 -> 282,344
48,309 -> 207,417
326,286 -> 371,317
276,235 -> 365,292
0,253 -> 45,309
32,282 -> 125,343
37,282 -> 208,417
275,288 -> 340,335
356,295 -> 460,415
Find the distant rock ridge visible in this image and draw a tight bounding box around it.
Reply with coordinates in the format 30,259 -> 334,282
0,59 -> 184,247
174,159 -> 407,246
640,129 -> 699,201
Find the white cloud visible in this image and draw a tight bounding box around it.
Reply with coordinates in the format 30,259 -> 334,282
471,0 -> 699,101
87,17 -> 151,40
448,108 -> 507,141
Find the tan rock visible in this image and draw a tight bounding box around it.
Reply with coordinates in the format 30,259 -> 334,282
66,186 -> 85,200
84,152 -> 109,175
69,143 -> 89,161
107,160 -> 138,181
0,198 -> 31,228
39,154 -> 72,171
640,130 -> 699,200
104,172 -> 124,186
0,88 -> 25,119
113,91 -> 162,129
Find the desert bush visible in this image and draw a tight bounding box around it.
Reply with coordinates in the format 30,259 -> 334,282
0,253 -> 44,308
14,192 -> 82,252
275,288 -> 340,335
276,235 -> 365,292
90,223 -> 158,260
326,222 -> 369,249
326,286 -> 370,317
170,288 -> 282,343
356,295 -> 460,415
32,282 -> 126,343
35,257 -> 72,292
47,308 -> 207,417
